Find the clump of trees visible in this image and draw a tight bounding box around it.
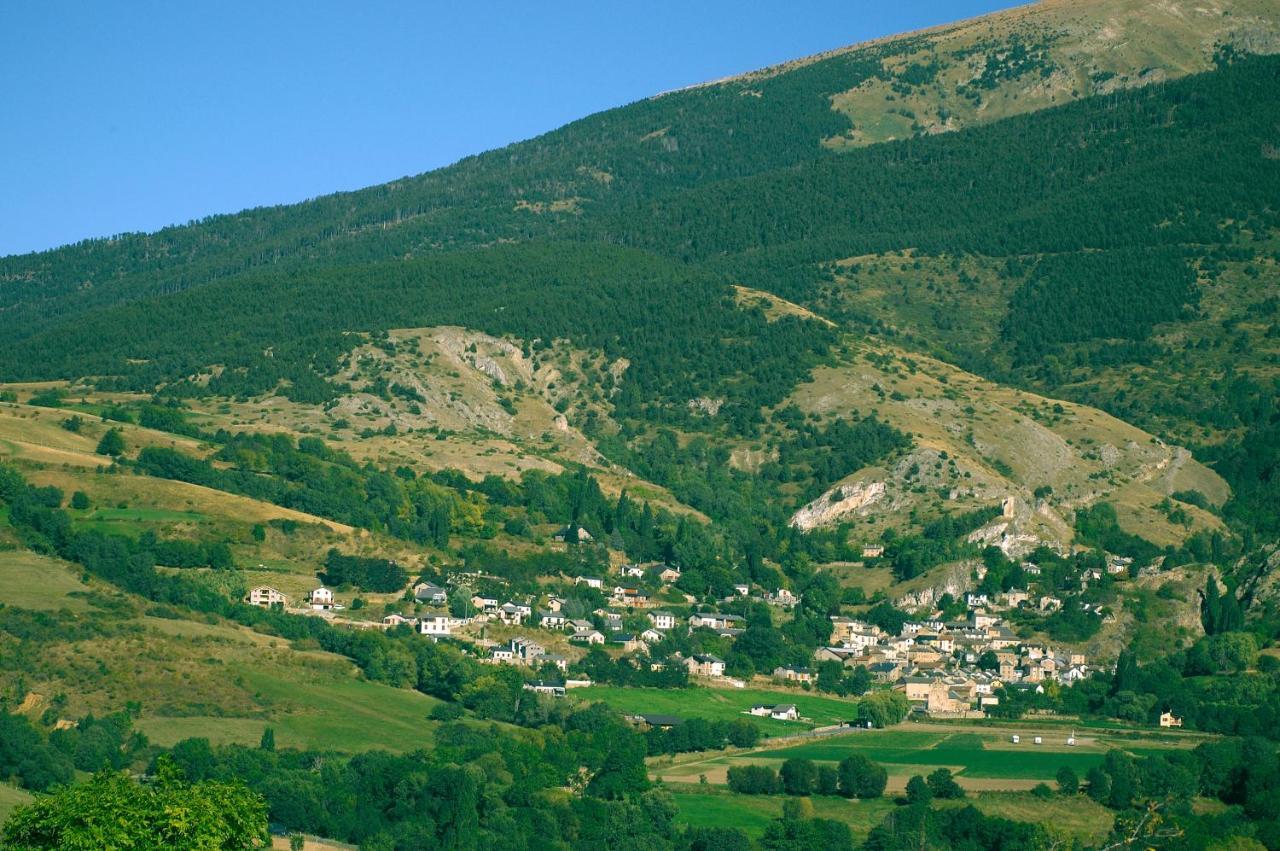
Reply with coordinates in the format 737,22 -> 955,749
1,759 -> 268,850
728,755 -> 887,799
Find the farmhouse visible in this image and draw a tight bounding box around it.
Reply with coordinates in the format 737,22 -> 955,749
553,525 -> 593,543
574,575 -> 604,590
471,594 -> 500,613
538,611 -> 567,629
1159,711 -> 1184,728
657,566 -> 681,583
685,654 -> 726,678
629,714 -> 683,729
610,633 -> 644,653
308,587 -> 335,610
688,612 -> 744,630
772,665 -> 814,685
749,704 -> 799,721
510,636 -> 544,661
412,582 -> 448,605
570,628 -> 606,645
595,609 -> 624,631
524,680 -> 566,697
862,544 -> 885,559
498,602 -> 528,625
245,586 -> 287,608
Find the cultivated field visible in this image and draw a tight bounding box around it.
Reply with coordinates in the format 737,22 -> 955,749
653,720 -> 1210,792
667,785 -> 1116,845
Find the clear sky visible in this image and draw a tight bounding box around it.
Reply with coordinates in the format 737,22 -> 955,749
0,1 -> 1022,257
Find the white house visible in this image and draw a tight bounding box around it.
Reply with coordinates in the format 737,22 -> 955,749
245,586 -> 287,608
571,628 -> 606,645
539,611 -> 567,629
471,594 -> 500,613
619,564 -> 646,579
419,614 -> 454,636
309,587 -> 335,610
749,704 -> 798,721
575,575 -> 604,590
648,610 -> 678,631
498,603 -> 527,625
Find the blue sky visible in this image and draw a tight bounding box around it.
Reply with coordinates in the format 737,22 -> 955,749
0,1 -> 1021,257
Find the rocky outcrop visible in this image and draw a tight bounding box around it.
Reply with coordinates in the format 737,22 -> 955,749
894,562 -> 976,610
789,481 -> 885,531
966,495 -> 1070,558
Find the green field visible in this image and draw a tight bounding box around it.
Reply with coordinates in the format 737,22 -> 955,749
654,722 -> 1209,794
573,685 -> 860,734
86,507 -> 210,523
75,506 -> 212,537
136,666 -> 444,753
0,550 -> 92,611
669,786 -> 1113,845
763,731 -> 1106,780
0,784 -> 34,824
670,786 -> 896,841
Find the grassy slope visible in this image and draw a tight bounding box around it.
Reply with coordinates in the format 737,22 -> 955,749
785,333 -> 1228,544
815,0 -> 1280,148
0,548 -> 451,754
0,784 -> 34,825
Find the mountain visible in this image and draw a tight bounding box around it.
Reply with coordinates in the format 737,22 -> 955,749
1,0 -> 1275,574
2,4 -> 1280,846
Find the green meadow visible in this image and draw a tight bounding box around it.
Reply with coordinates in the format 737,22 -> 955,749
572,685 -> 860,735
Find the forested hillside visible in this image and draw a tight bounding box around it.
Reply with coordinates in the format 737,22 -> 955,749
4,2 -> 1280,848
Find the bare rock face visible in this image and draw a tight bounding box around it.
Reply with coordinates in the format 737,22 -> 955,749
966,494 -> 1070,558
894,562 -> 974,610
687,397 -> 724,416
470,356 -> 509,386
789,481 -> 885,530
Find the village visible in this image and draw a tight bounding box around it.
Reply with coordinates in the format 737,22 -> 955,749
241,535 -> 1124,723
